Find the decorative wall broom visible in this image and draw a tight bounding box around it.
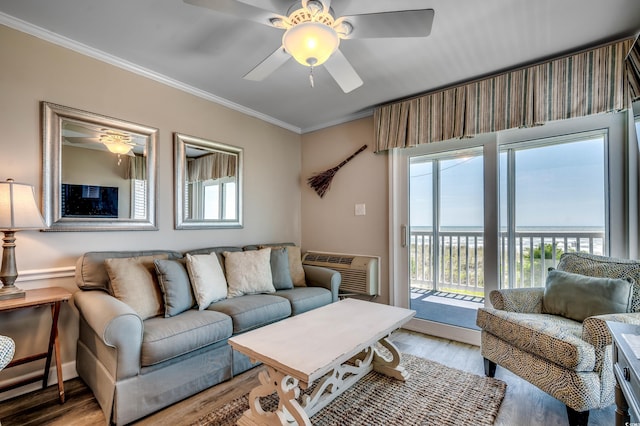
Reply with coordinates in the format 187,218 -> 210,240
307,144 -> 368,198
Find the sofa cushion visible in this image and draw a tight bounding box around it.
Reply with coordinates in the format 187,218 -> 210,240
275,287 -> 332,315
76,250 -> 183,292
224,249 -> 275,298
270,248 -> 294,290
254,244 -> 306,287
542,270 -> 633,321
207,294 -> 291,334
476,307 -> 596,371
154,258 -> 195,317
557,252 -> 640,312
184,246 -> 241,276
185,253 -> 228,310
141,309 -> 232,366
105,255 -> 168,320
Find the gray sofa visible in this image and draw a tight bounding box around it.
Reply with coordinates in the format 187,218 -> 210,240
73,244 -> 340,425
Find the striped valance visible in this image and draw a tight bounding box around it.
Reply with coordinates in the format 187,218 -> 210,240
375,38 -> 637,152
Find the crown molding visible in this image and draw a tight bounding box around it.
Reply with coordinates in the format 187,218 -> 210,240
0,12 -> 302,134
301,108 -> 374,134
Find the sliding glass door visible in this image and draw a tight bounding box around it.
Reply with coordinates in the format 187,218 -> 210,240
409,148 -> 484,330
390,113 -> 628,345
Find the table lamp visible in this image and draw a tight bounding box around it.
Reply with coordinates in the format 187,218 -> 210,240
0,179 -> 46,300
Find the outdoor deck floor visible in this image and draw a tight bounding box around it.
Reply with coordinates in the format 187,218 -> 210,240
410,288 -> 484,330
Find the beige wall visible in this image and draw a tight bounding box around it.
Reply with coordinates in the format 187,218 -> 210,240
0,24 -> 302,393
300,117 -> 390,304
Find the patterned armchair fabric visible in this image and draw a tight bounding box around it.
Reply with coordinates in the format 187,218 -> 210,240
477,252 -> 640,426
0,335 -> 15,370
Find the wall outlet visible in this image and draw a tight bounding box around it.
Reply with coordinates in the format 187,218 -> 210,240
355,203 -> 366,216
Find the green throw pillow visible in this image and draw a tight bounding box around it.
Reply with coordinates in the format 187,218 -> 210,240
542,269 -> 633,321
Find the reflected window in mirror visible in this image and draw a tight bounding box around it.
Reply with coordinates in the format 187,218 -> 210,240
175,133 -> 243,229
42,102 -> 158,231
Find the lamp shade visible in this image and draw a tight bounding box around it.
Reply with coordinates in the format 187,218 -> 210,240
0,179 -> 46,230
282,22 -> 339,67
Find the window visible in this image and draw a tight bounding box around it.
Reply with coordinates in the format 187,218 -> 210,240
131,179 -> 147,220
499,131 -> 607,288
410,148 -> 484,296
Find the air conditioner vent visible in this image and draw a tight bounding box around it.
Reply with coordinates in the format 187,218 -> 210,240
303,253 -> 354,265
302,251 -> 379,296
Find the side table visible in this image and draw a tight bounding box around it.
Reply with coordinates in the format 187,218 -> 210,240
608,321 -> 640,426
0,287 -> 71,403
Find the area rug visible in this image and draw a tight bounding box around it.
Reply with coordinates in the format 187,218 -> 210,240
191,354 -> 506,425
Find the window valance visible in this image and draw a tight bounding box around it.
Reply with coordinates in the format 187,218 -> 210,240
187,152 -> 237,182
375,38 -> 637,152
126,155 -> 146,180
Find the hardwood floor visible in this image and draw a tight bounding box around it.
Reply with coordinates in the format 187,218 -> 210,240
0,330 -> 615,425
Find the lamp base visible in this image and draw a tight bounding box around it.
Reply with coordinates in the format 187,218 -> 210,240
0,285 -> 25,300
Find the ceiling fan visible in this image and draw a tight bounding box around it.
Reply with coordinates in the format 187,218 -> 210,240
63,123 -> 144,160
184,0 -> 435,93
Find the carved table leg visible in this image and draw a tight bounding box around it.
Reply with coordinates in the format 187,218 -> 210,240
238,366 -> 310,426
372,336 -> 410,381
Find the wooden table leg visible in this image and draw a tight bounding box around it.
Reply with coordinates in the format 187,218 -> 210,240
43,301 -> 64,403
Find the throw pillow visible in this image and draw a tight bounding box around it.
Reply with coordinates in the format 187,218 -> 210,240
224,248 -> 275,298
542,269 -> 633,321
104,255 -> 168,320
185,253 -> 228,310
270,247 -> 294,290
154,258 -> 195,317
287,246 -> 306,287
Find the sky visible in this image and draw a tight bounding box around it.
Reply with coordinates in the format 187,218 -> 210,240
410,136 -> 606,229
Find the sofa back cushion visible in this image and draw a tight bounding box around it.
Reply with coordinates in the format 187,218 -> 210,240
183,246 -> 241,276
556,252 -> 640,312
76,250 -> 183,293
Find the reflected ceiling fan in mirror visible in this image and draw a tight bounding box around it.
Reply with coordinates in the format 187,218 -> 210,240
62,123 -> 145,165
184,0 -> 435,93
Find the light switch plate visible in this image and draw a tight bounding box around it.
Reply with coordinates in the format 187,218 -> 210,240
355,203 -> 366,216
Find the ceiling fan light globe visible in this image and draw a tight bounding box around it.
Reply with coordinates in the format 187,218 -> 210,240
104,143 -> 133,155
283,22 -> 339,67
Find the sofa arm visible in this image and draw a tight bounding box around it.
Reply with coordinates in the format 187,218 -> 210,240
303,265 -> 341,303
582,312 -> 640,349
74,290 -> 143,379
489,288 -> 544,313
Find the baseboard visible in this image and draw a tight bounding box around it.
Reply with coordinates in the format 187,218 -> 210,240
403,318 -> 481,347
0,360 -> 78,402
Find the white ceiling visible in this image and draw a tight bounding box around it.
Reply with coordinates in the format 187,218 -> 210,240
1,0 -> 639,133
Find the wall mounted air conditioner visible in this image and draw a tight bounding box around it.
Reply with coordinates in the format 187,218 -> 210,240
302,251 -> 379,296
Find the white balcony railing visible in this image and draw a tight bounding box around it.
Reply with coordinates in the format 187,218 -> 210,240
410,228 -> 605,295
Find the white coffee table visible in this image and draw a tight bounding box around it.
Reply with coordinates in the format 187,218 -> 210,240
229,298 -> 415,426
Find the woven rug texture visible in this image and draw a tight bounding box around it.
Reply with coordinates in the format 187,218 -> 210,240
191,353 -> 506,426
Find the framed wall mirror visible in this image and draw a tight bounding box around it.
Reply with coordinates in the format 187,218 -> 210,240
42,102 -> 158,231
174,133 -> 243,229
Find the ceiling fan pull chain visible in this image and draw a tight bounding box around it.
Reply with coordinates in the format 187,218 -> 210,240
309,66 -> 315,88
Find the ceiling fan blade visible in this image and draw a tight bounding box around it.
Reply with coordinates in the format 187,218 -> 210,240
243,47 -> 291,81
323,49 -> 363,93
341,9 -> 434,39
184,0 -> 282,27
63,137 -> 100,144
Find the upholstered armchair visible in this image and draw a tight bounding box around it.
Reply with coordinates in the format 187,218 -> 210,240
476,252 -> 640,426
